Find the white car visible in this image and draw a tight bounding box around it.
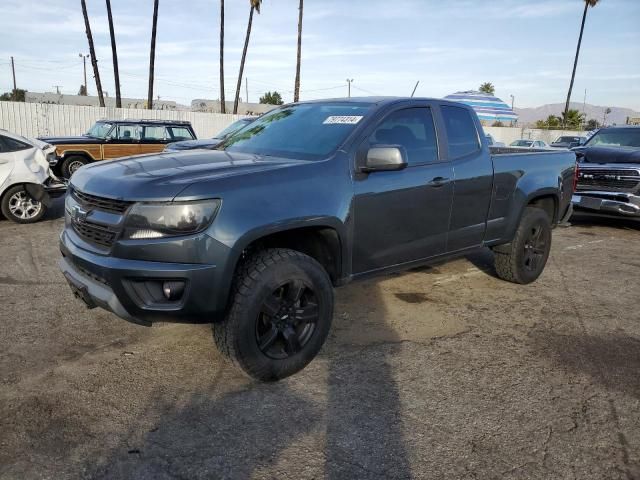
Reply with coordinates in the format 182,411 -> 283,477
0,129 -> 66,223
509,139 -> 549,149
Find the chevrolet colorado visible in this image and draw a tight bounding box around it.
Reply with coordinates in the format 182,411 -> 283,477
59,97 -> 576,380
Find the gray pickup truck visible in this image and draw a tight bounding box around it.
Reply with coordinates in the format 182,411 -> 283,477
572,126 -> 640,218
59,97 -> 576,380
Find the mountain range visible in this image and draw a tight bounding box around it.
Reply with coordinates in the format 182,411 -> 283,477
514,102 -> 640,126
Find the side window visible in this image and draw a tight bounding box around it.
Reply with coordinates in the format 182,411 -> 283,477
113,124 -> 140,141
441,105 -> 480,159
168,126 -> 195,141
142,126 -> 167,141
0,135 -> 31,153
368,107 -> 438,166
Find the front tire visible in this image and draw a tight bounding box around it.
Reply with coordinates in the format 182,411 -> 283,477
213,248 -> 334,381
493,207 -> 552,284
61,155 -> 89,179
1,185 -> 47,224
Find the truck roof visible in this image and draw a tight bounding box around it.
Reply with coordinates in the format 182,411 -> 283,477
296,96 -> 470,108
94,119 -> 193,125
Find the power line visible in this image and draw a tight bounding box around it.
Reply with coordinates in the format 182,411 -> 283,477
352,85 -> 380,96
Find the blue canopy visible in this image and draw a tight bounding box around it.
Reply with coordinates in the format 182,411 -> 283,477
444,90 -> 518,123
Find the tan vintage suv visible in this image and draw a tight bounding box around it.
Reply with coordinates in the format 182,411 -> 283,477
40,119 -> 197,178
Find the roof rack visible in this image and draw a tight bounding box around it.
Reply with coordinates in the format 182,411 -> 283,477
97,118 -> 192,125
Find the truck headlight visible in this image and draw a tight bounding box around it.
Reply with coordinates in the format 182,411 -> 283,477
122,199 -> 220,240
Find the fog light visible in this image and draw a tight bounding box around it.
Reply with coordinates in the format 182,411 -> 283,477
162,281 -> 185,301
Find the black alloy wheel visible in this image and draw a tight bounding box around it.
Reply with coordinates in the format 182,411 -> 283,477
522,223 -> 548,273
255,280 -> 319,359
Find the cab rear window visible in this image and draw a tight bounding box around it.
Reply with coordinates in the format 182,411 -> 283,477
441,105 -> 480,159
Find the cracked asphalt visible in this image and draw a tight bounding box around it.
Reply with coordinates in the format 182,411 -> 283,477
1,200 -> 639,480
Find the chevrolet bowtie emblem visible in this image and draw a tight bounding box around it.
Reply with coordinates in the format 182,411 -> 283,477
72,205 -> 89,223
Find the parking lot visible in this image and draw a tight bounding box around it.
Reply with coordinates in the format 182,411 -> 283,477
0,200 -> 638,479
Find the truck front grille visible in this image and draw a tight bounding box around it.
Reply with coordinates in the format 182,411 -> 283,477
577,169 -> 640,192
71,188 -> 132,214
69,187 -> 128,248
72,220 -> 117,247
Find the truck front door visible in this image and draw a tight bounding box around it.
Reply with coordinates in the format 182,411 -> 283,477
352,105 -> 453,274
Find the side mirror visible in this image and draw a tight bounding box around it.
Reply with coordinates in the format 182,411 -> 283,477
362,146 -> 408,173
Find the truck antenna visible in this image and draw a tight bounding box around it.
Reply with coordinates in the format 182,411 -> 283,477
410,81 -> 420,97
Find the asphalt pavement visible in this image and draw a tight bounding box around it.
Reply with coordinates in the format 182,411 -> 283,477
1,201 -> 639,479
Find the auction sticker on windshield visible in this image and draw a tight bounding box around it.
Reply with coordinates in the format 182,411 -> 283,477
323,116 -> 364,125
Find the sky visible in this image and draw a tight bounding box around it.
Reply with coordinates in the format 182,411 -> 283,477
1,0 -> 639,110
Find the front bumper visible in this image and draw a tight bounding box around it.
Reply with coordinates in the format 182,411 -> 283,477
572,192 -> 640,217
59,229 -> 233,326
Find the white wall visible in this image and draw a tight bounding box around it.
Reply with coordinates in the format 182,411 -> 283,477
0,101 -> 242,139
1,101 -> 588,148
484,126 -> 586,145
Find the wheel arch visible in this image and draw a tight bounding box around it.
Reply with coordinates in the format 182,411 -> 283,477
59,150 -> 95,163
229,220 -> 347,286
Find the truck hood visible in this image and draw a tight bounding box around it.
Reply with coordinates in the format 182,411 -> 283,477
574,145 -> 640,164
165,138 -> 222,151
38,135 -> 99,144
70,150 -> 306,201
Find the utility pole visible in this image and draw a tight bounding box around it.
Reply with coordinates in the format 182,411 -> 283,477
245,77 -> 248,105
79,53 -> 88,95
510,94 -> 515,127
346,78 -> 353,98
10,56 -> 17,93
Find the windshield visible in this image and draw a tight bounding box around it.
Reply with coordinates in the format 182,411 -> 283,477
219,103 -> 373,160
215,119 -> 253,139
511,140 -> 533,147
86,122 -> 113,139
584,128 -> 640,148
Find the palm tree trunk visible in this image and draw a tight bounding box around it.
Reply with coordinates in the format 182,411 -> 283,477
147,0 -> 160,110
563,1 -> 589,126
80,0 -> 105,107
105,0 -> 122,108
293,0 -> 303,102
219,0 -> 226,113
233,6 -> 255,114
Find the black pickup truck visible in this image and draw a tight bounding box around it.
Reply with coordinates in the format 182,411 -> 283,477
59,97 -> 576,380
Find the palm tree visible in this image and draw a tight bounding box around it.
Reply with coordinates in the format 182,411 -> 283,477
233,0 -> 262,114
563,0 -> 600,125
219,0 -> 226,113
478,82 -> 495,95
80,0 -> 105,107
561,109 -> 585,129
105,0 -> 122,108
147,0 -> 160,110
293,0 -> 303,102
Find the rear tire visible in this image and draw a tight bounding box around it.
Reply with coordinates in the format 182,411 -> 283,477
493,207 -> 552,284
213,248 -> 334,381
1,185 -> 47,224
61,155 -> 89,179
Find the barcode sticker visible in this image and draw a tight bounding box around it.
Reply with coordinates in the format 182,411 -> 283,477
323,115 -> 363,125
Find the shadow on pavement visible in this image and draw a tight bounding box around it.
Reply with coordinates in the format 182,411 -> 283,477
531,330 -> 640,400
570,212 -> 640,231
90,282 -> 412,479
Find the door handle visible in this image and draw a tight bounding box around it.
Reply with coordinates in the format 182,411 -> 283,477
427,176 -> 450,187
